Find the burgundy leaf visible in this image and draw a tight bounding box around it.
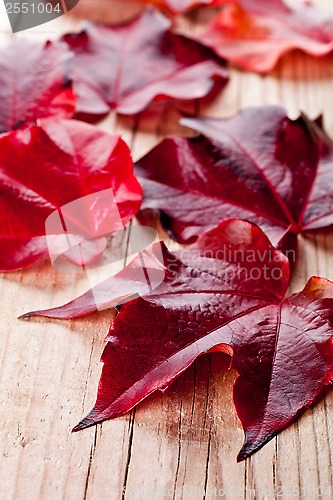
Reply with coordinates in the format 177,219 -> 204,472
135,106 -> 333,248
22,219 -> 333,459
0,119 -> 142,271
196,0 -> 333,73
60,9 -> 228,118
0,40 -> 74,133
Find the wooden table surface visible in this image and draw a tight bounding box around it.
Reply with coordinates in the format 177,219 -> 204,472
1,1 -> 333,498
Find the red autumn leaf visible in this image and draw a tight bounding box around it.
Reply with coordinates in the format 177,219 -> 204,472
136,0 -> 215,14
60,9 -> 228,118
21,219 -> 333,460
0,119 -> 142,271
196,0 -> 333,73
0,40 -> 75,133
135,106 -> 333,249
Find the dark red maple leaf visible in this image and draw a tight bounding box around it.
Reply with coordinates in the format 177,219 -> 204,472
21,219 -> 333,460
60,9 -> 228,118
0,40 -> 74,133
0,119 -> 142,271
135,106 -> 333,250
195,0 -> 333,73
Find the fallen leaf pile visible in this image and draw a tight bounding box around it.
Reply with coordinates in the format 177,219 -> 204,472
2,0 -> 333,461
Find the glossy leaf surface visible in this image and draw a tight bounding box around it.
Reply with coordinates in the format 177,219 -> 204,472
136,106 -> 333,247
0,40 -> 74,133
0,119 -> 142,271
22,219 -> 333,460
61,9 -> 228,117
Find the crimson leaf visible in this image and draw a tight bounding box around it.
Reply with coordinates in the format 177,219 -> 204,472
0,119 -> 142,271
0,40 -> 74,133
196,0 -> 333,73
135,106 -> 333,248
21,219 -> 333,460
60,9 -> 228,118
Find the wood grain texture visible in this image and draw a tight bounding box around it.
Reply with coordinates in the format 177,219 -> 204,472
0,1 -> 333,499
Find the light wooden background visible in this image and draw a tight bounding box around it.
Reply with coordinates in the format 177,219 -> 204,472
1,1 -> 333,498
